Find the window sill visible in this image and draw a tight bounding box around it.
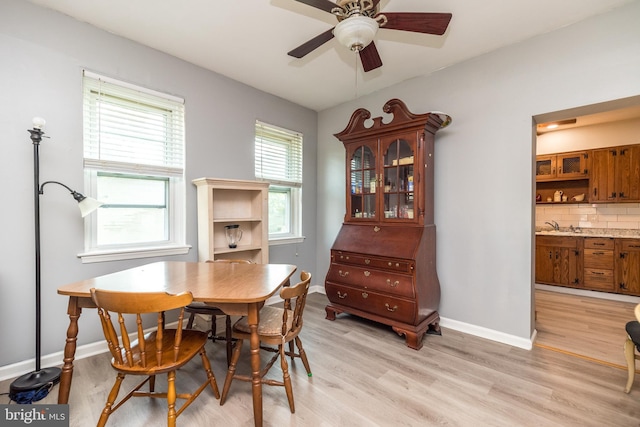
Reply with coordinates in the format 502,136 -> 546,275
268,236 -> 305,246
78,244 -> 191,264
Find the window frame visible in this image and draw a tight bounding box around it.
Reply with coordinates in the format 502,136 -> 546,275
79,71 -> 190,263
254,120 -> 304,245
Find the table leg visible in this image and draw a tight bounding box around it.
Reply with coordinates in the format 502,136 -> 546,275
247,303 -> 262,427
58,297 -> 81,404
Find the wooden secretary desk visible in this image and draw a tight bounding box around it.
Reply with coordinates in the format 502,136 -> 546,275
324,99 -> 451,350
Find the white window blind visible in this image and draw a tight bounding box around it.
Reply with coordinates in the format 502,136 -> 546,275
83,71 -> 185,176
255,121 -> 303,187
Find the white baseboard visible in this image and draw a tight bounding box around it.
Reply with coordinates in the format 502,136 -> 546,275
535,283 -> 640,303
439,317 -> 534,350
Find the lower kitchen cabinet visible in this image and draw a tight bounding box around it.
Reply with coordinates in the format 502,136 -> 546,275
583,238 -> 615,292
616,239 -> 640,295
536,234 -> 640,296
535,236 -> 582,288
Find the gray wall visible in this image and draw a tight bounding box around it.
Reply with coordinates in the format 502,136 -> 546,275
317,2 -> 640,346
0,0 -> 317,372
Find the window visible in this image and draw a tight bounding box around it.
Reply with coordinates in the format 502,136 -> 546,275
255,121 -> 303,243
80,71 -> 189,262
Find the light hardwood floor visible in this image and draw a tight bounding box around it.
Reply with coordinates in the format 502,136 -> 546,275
535,288 -> 638,368
2,293 -> 640,426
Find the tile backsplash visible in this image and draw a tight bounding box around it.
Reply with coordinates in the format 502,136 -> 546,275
536,203 -> 640,230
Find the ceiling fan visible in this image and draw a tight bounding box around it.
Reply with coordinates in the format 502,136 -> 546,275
288,0 -> 452,72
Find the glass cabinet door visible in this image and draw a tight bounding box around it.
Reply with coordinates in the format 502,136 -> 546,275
382,138 -> 415,220
349,145 -> 377,219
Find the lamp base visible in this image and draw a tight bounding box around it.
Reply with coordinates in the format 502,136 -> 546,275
9,367 -> 61,395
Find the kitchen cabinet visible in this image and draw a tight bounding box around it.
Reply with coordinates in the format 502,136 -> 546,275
325,99 -> 450,350
535,151 -> 589,182
583,238 -> 615,292
535,235 -> 582,288
193,178 -> 269,264
590,145 -> 640,202
616,239 -> 640,295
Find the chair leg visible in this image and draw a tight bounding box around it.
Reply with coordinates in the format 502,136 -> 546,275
186,312 -> 196,330
210,315 -> 218,341
167,371 -> 177,427
149,374 -> 156,392
624,337 -> 636,393
98,373 -> 124,427
294,336 -> 312,377
199,347 -> 220,399
225,315 -> 233,366
279,344 -> 295,413
220,339 -> 243,405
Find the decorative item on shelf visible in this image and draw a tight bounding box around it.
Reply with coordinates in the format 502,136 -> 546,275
572,193 -> 585,202
562,195 -> 568,202
546,197 -> 553,202
224,224 -> 242,249
536,193 -> 542,202
10,117 -> 103,403
554,190 -> 563,202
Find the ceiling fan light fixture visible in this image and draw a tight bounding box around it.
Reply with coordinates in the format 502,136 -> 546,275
333,15 -> 379,52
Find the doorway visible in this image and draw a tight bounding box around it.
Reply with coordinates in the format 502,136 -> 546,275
533,95 -> 640,367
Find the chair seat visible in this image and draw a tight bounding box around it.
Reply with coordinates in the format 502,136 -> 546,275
111,329 -> 209,375
234,306 -> 293,337
626,321 -> 640,352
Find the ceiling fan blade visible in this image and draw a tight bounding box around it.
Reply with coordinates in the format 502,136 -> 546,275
288,28 -> 335,58
380,12 -> 452,35
359,41 -> 383,72
294,0 -> 338,13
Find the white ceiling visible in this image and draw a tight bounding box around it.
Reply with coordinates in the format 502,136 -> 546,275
24,0 -> 638,112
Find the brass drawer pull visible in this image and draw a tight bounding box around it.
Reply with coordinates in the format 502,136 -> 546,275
374,226 -> 380,232
386,279 -> 400,287
338,270 -> 349,277
385,303 -> 398,312
339,255 -> 350,260
362,292 -> 368,299
337,291 -> 347,299
364,271 -> 371,277
365,259 -> 371,264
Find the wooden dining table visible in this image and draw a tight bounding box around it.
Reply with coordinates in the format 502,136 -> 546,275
56,260 -> 297,427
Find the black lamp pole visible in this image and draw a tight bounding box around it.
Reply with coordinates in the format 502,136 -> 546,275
10,119 -> 100,397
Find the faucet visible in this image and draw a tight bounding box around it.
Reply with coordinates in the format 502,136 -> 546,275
545,220 -> 559,231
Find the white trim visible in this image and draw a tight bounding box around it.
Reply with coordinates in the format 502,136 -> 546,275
535,283 -> 640,304
269,236 -> 305,246
78,244 -> 191,263
439,317 -> 534,350
83,69 -> 184,103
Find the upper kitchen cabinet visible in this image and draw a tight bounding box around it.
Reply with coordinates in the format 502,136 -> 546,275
535,151 -> 589,182
590,145 -> 640,202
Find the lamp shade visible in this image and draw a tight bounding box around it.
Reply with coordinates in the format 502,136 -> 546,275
78,196 -> 104,217
333,15 -> 379,52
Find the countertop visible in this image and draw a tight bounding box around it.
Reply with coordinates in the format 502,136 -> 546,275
536,227 -> 640,239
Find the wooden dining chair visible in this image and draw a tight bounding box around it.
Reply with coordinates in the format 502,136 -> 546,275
90,288 -> 220,427
624,303 -> 640,393
219,271 -> 312,413
185,259 -> 252,366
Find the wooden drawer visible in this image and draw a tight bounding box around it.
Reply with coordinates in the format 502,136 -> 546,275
326,263 -> 415,298
536,235 -> 580,248
583,249 -> 614,269
620,239 -> 640,251
584,238 -> 614,250
584,268 -> 615,291
325,282 -> 417,324
332,250 -> 414,273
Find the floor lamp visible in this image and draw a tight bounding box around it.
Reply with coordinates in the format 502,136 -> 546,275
9,117 -> 103,401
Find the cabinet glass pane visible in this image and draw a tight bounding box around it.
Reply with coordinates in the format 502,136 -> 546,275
383,139 -> 414,219
350,145 -> 376,219
536,159 -> 552,176
560,156 -> 581,174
